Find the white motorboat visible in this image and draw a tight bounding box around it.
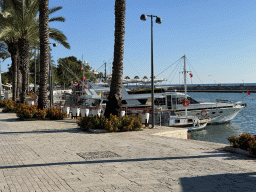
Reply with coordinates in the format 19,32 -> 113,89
121,55 -> 246,124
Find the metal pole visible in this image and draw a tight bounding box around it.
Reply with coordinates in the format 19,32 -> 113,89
105,62 -> 107,83
34,49 -> 36,93
49,52 -> 53,107
83,61 -> 85,87
0,59 -> 2,101
184,55 -> 187,117
151,15 -> 155,128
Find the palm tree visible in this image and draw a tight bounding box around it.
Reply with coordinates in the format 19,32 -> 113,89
0,1 -> 70,103
143,76 -> 148,79
0,0 -> 39,103
38,0 -> 50,109
104,0 -> 126,117
124,76 -> 130,79
0,1 -> 20,102
134,76 -> 139,79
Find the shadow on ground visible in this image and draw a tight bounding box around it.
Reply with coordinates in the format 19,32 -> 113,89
204,149 -> 256,160
180,172 -> 256,192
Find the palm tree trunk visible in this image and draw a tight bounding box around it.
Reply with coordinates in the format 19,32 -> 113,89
7,41 -> 18,102
18,37 -> 30,104
104,0 -> 126,117
38,0 -> 50,109
17,56 -> 21,101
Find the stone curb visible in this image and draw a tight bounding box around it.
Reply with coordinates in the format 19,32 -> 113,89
221,146 -> 256,158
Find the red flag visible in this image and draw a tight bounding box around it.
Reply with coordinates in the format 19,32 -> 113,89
247,91 -> 251,95
83,77 -> 86,80
189,73 -> 193,78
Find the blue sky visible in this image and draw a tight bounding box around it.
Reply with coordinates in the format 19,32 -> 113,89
2,0 -> 256,85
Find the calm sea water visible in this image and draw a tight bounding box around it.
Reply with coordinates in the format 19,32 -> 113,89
187,92 -> 256,144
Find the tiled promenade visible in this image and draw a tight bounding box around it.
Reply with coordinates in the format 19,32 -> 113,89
0,110 -> 255,192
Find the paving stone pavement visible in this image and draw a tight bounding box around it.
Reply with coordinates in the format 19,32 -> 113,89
0,110 -> 256,192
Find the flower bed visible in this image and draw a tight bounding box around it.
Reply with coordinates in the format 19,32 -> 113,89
16,104 -> 47,120
228,133 -> 256,156
77,114 -> 142,132
46,107 -> 67,120
0,99 -> 16,112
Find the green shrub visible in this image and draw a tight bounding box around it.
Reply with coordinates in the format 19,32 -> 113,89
228,133 -> 256,156
0,99 -> 12,108
77,114 -> 142,132
228,135 -> 240,148
238,133 -> 252,151
16,104 -> 37,119
0,99 -> 16,112
46,107 -> 67,120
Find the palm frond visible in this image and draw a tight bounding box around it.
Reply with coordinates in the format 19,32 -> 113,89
49,6 -> 62,15
49,16 -> 65,22
49,28 -> 70,49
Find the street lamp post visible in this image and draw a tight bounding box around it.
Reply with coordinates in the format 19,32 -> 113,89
140,14 -> 162,129
49,43 -> 57,107
34,49 -> 37,93
0,57 -> 5,101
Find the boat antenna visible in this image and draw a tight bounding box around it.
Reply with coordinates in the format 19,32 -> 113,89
183,55 -> 188,117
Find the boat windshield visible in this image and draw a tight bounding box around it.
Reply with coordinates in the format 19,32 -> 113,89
174,97 -> 199,105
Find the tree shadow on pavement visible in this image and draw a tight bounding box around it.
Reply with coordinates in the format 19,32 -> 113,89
0,153 -> 240,169
202,149 -> 256,161
180,172 -> 256,192
0,128 -> 86,135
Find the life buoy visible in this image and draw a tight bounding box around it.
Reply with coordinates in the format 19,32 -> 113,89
201,110 -> 207,117
182,99 -> 190,107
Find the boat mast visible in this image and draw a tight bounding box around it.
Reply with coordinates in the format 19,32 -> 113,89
183,55 -> 187,117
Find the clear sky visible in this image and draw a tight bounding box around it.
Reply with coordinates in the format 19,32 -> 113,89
1,0 -> 256,85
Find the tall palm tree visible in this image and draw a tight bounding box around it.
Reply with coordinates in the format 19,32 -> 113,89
0,0 -> 39,103
38,0 -> 50,109
0,1 -> 20,102
0,1 -> 70,103
104,0 -> 126,117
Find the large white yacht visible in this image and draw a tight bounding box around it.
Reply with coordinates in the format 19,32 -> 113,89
121,55 -> 246,124
121,87 -> 246,124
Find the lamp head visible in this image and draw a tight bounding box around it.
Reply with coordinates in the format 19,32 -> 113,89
156,17 -> 162,24
140,14 -> 147,21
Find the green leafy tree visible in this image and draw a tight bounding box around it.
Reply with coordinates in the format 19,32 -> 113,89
57,56 -> 92,86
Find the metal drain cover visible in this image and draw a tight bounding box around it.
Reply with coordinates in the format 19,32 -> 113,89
77,151 -> 121,160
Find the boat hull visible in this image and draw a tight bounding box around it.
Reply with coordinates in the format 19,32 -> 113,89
176,106 -> 244,124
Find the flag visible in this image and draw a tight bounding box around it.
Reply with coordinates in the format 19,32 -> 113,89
247,91 -> 250,95
189,73 -> 193,78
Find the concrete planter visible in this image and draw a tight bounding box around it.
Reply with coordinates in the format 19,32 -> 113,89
81,109 -> 89,117
71,107 -> 80,117
27,100 -> 34,106
92,109 -> 101,116
139,113 -> 150,124
121,111 -> 125,117
62,107 -> 70,115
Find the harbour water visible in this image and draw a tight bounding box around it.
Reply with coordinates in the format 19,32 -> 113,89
187,92 -> 256,144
